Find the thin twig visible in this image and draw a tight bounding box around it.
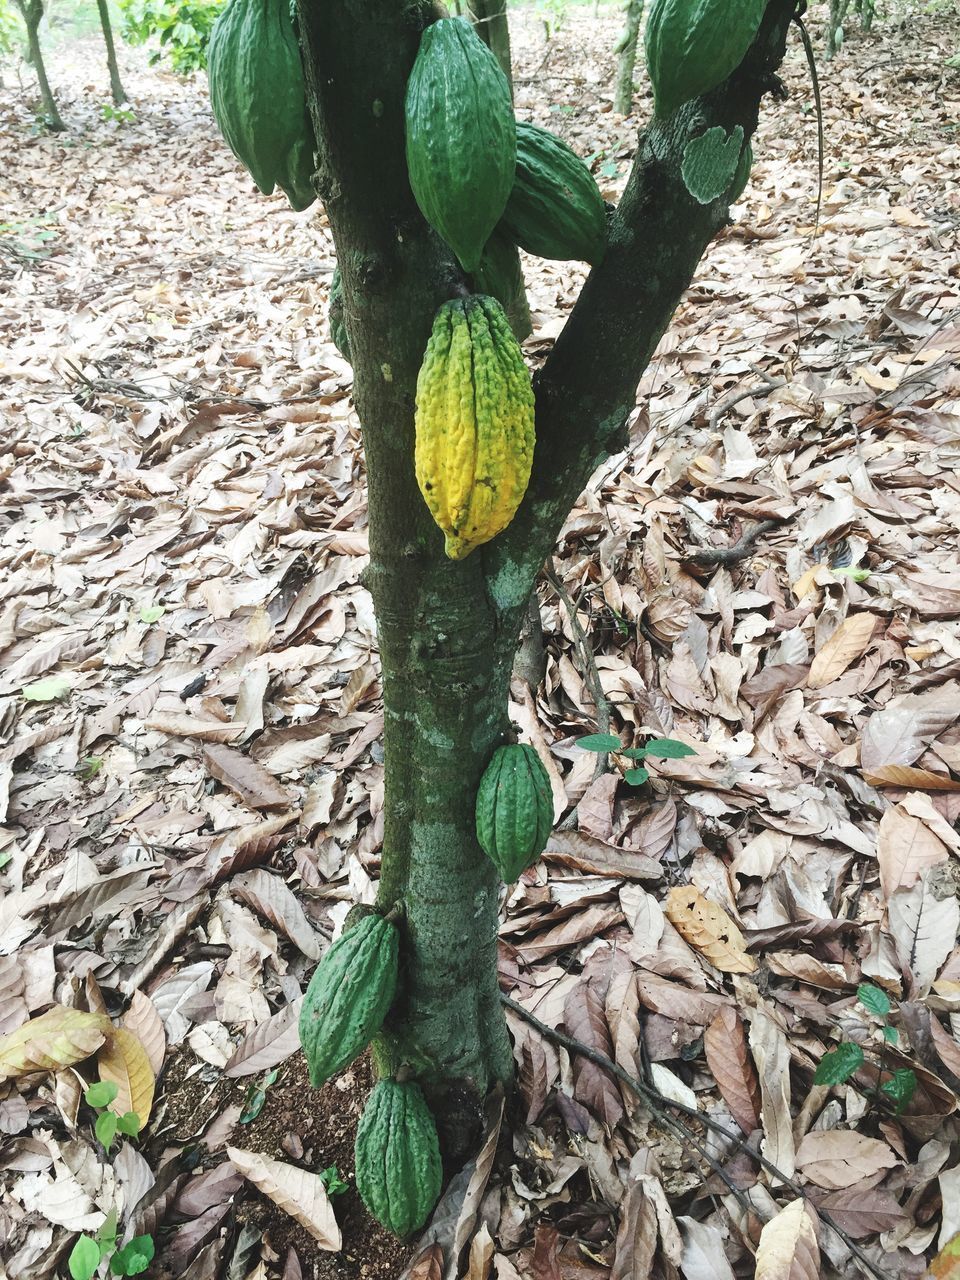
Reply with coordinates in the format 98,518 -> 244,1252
502,993 -> 893,1280
707,376 -> 784,431
685,518 -> 780,568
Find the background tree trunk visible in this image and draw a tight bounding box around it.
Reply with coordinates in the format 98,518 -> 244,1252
825,0 -> 852,57
17,0 -> 65,130
295,0 -> 797,1156
468,0 -> 513,92
613,0 -> 644,116
96,0 -> 127,105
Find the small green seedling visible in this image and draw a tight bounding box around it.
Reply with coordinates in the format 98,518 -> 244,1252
319,1165 -> 350,1197
814,983 -> 917,1114
577,732 -> 696,786
84,1081 -> 142,1152
240,1068 -> 279,1124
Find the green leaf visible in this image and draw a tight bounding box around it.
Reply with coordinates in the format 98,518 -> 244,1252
881,1068 -> 917,1114
857,983 -> 892,1017
22,675 -> 71,702
117,1111 -> 142,1136
576,733 -> 623,753
623,768 -> 650,786
813,1042 -> 864,1085
84,1081 -> 119,1109
69,1236 -> 101,1280
832,567 -> 871,582
110,1236 -> 155,1276
95,1208 -> 118,1254
81,756 -> 104,781
619,747 -> 649,759
643,738 -> 697,760
882,1025 -> 899,1045
319,1164 -> 349,1197
138,604 -> 165,625
95,1110 -> 118,1151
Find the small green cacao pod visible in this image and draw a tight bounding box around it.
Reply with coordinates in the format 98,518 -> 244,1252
501,121 -> 607,264
729,141 -> 754,203
299,914 -> 398,1088
354,1080 -> 443,1237
328,267 -> 352,363
645,0 -> 768,119
476,743 -> 553,882
405,18 -> 516,272
471,231 -> 532,343
206,0 -> 317,211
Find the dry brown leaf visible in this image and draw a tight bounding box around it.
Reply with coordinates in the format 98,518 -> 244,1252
703,1006 -> 761,1135
664,885 -> 756,974
122,991 -> 167,1078
795,1129 -> 898,1189
203,744 -> 294,810
807,613 -> 877,688
754,1200 -> 819,1280
878,802 -> 951,902
227,1146 -> 341,1249
749,1009 -> 795,1179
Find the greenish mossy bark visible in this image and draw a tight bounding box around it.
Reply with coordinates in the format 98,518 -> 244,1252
17,0 -> 65,131
96,0 -> 128,105
468,0 -> 513,92
825,0 -> 851,56
295,0 -> 797,1157
613,0 -> 644,116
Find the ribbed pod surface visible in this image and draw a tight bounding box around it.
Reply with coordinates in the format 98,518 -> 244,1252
207,0 -> 316,211
476,744 -> 553,882
502,121 -> 607,264
298,915 -> 398,1088
405,19 -> 516,271
414,295 -> 535,560
354,1080 -> 443,1237
645,0 -> 768,119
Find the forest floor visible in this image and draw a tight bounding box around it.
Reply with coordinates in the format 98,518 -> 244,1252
2,4 -> 960,1279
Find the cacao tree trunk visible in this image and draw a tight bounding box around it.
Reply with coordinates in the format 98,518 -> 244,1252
825,0 -> 852,57
17,0 -> 65,130
468,0 -> 513,92
295,0 -> 798,1157
613,0 -> 645,116
96,0 -> 127,105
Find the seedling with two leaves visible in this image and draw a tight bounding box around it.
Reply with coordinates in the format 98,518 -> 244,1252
814,983 -> 917,1115
577,732 -> 696,786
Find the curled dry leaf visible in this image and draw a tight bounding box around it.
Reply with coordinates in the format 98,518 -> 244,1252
664,885 -> 756,974
227,1146 -> 341,1250
754,1199 -> 820,1280
122,990 -> 167,1078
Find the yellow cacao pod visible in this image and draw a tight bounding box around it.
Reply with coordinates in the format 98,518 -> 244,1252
414,295 -> 535,560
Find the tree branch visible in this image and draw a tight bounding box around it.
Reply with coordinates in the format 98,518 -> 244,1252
487,0 -> 799,599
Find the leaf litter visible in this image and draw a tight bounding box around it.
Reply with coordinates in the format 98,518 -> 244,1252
2,4 -> 960,1278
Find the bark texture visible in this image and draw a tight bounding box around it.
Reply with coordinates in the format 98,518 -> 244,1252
17,0 -> 64,130
468,0 -> 513,91
613,0 -> 644,116
96,0 -> 127,105
295,0 -> 797,1153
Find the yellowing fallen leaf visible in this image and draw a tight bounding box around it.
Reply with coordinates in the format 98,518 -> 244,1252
98,1027 -> 156,1126
664,886 -> 756,974
0,1007 -> 111,1081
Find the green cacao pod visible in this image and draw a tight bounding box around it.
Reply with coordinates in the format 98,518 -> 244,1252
414,295 -> 535,560
472,231 -> 532,343
729,141 -> 754,203
501,121 -> 607,265
645,0 -> 768,119
207,0 -> 316,211
405,18 -> 516,272
299,914 -> 398,1088
476,743 -> 553,882
354,1079 -> 442,1237
328,267 -> 352,363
